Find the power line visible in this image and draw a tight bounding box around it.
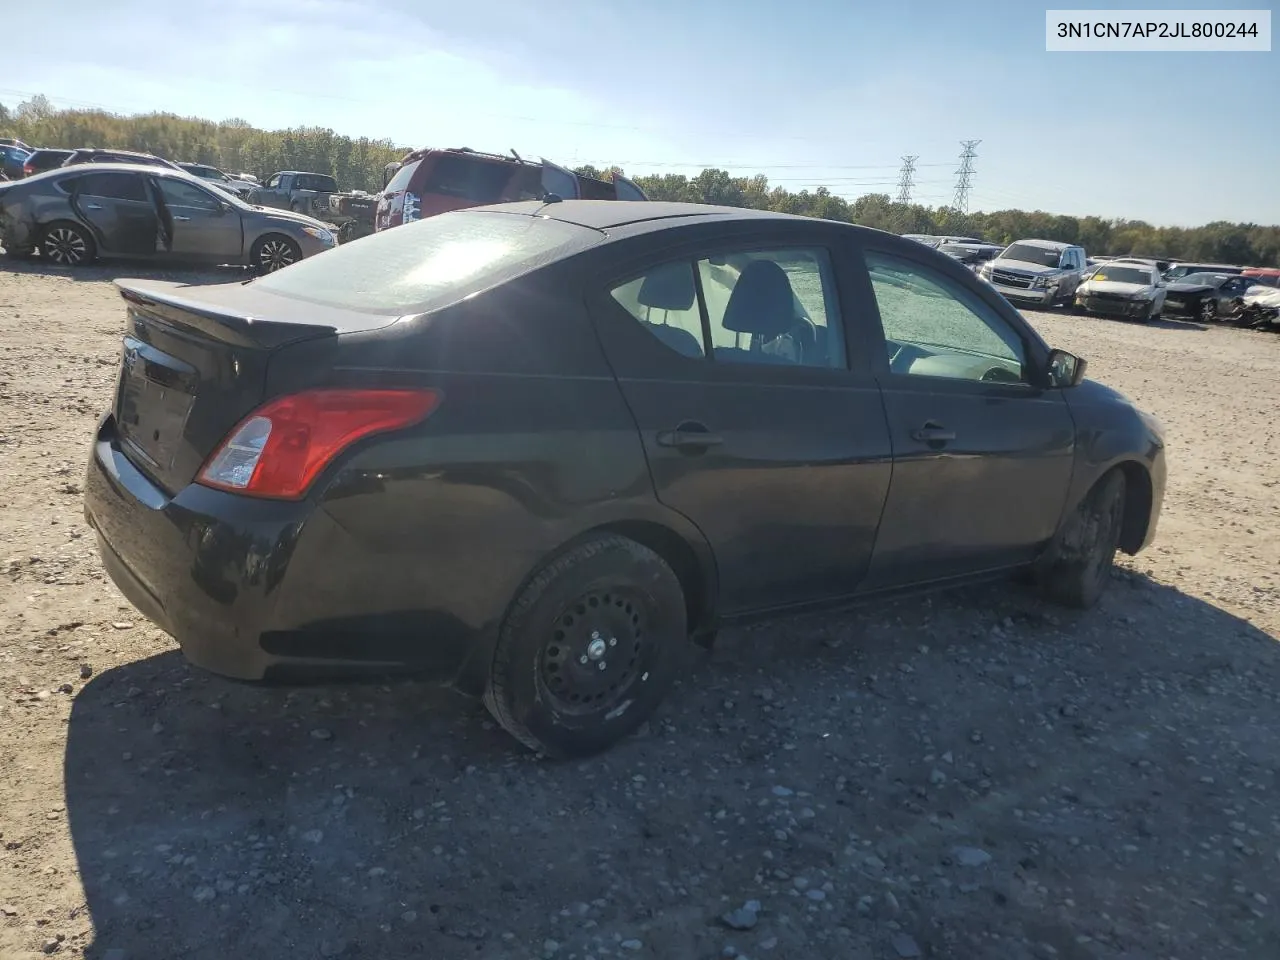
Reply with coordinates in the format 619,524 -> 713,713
952,140 -> 981,213
895,155 -> 918,204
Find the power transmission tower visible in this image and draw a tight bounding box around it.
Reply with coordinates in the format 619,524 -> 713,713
952,139 -> 981,212
895,155 -> 918,204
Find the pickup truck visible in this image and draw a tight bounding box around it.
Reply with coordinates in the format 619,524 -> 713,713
246,171 -> 340,216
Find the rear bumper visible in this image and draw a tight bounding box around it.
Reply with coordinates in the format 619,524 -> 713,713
83,414 -> 490,684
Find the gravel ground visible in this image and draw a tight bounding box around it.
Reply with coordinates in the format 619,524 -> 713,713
2,260 -> 1279,960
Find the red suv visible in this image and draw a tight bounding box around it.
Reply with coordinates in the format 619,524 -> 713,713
375,147 -> 647,232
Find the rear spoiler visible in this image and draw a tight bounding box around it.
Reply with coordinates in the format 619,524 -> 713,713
116,280 -> 338,350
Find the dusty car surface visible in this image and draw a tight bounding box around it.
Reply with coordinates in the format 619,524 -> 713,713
1073,261 -> 1167,321
0,163 -> 337,269
979,239 -> 1088,307
82,201 -> 1167,758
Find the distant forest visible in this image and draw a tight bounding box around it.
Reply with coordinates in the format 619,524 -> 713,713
4,94 -> 1276,267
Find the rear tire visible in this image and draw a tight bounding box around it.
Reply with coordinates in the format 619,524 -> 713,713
250,234 -> 302,273
39,221 -> 96,267
1036,470 -> 1126,609
484,534 -> 689,758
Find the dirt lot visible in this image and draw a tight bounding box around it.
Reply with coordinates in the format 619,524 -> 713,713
2,261 -> 1279,960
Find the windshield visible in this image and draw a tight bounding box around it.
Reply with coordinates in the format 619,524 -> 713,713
1000,243 -> 1064,268
1178,272 -> 1229,287
296,173 -> 338,192
1088,266 -> 1152,285
251,210 -> 601,313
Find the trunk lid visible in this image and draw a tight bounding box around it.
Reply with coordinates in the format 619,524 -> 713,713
111,278 -> 399,495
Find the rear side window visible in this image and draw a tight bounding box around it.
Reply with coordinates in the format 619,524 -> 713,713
252,210 -> 599,313
71,172 -> 148,202
384,159 -> 419,193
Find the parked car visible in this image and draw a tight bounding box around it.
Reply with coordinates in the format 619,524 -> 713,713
1163,261 -> 1242,282
376,147 -> 647,232
22,148 -> 73,177
0,137 -> 32,151
177,163 -> 258,198
1161,272 -> 1259,322
247,170 -> 341,212
0,144 -> 29,180
82,200 -> 1166,758
62,148 -> 183,171
1240,267 -> 1280,288
938,241 -> 1002,270
0,163 -> 336,269
1073,261 -> 1166,321
978,239 -> 1088,307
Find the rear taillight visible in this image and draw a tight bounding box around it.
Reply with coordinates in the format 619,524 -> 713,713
197,388 -> 441,499
23,163 -> 33,176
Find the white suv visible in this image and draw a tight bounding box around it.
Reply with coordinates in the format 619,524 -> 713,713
979,239 -> 1087,307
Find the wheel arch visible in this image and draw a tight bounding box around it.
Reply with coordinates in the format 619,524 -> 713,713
452,515 -> 719,697
1113,459 -> 1154,555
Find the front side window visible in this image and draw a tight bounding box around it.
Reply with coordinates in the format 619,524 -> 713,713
607,247 -> 846,369
157,178 -> 223,211
866,251 -> 1027,384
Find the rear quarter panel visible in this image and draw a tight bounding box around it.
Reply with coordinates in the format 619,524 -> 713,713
259,263 -> 714,688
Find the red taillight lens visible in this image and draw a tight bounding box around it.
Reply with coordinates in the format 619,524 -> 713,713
23,163 -> 34,175
197,388 -> 441,499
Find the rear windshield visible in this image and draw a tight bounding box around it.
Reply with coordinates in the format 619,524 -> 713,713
251,210 -> 600,313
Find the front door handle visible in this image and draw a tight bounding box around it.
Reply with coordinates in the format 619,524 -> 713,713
911,422 -> 956,443
84,203 -> 103,210
656,422 -> 723,451
173,215 -> 191,222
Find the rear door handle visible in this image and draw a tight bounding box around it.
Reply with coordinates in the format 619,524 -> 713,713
173,215 -> 191,222
84,203 -> 103,210
911,422 -> 956,443
656,423 -> 723,451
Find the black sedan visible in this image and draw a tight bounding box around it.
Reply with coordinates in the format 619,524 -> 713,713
1162,272 -> 1260,322
82,201 -> 1168,758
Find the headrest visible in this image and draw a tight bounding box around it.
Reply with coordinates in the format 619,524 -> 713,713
721,259 -> 796,339
637,262 -> 696,312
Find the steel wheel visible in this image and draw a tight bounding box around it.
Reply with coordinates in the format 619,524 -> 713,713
538,589 -> 648,715
1199,298 -> 1217,322
253,235 -> 300,273
40,224 -> 92,266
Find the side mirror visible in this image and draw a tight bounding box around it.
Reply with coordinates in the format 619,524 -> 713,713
1046,348 -> 1087,388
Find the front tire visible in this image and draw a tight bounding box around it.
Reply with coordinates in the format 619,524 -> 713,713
1199,298 -> 1217,323
250,234 -> 302,273
484,535 -> 689,758
1036,470 -> 1126,609
39,221 -> 96,267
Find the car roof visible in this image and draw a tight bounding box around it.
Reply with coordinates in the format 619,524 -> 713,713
45,162 -> 208,182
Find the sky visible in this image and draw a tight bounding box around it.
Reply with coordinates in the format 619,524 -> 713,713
2,0 -> 1276,226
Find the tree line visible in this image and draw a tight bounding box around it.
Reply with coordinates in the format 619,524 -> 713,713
3,95 -> 1276,266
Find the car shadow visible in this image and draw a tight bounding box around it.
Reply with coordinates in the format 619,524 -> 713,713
63,573 -> 1280,958
0,257 -> 251,286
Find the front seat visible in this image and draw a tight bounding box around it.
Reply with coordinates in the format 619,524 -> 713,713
635,262 -> 704,359
718,260 -> 815,364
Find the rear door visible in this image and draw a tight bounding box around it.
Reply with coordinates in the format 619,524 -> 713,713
540,159 -> 581,200
67,171 -> 160,257
852,243 -> 1076,589
587,224 -> 893,615
150,175 -> 243,261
